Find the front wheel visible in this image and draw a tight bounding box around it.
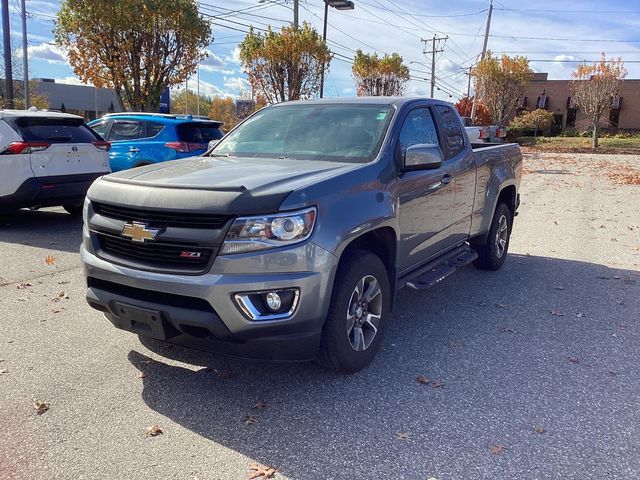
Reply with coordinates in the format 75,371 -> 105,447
472,202 -> 512,270
317,250 -> 390,374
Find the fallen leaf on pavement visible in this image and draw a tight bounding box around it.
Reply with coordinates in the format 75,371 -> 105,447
249,464 -> 277,479
495,303 -> 505,309
490,444 -> 508,455
431,380 -> 444,388
416,375 -> 430,385
0,369 -> 8,374
533,426 -> 545,434
138,372 -> 146,379
395,431 -> 410,440
145,425 -> 163,437
550,310 -> 565,316
568,356 -> 579,364
243,415 -> 257,426
17,282 -> 33,289
254,401 -> 268,410
34,400 -> 49,415
45,255 -> 56,266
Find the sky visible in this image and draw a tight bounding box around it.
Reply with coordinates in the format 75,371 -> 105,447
6,0 -> 640,102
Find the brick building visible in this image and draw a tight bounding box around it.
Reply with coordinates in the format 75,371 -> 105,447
510,72 -> 640,133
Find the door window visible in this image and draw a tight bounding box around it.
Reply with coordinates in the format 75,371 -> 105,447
435,106 -> 465,158
109,121 -> 143,141
90,121 -> 109,139
398,108 -> 439,155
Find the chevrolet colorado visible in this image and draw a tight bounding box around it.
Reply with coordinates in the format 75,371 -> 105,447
81,98 -> 522,373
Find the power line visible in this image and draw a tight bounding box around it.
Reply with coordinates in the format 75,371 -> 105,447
495,7 -> 640,14
358,0 -> 488,18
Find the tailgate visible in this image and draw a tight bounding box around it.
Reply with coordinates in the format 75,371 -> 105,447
11,115 -> 110,178
30,143 -> 110,178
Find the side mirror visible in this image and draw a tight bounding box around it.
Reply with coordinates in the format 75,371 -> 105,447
403,144 -> 443,170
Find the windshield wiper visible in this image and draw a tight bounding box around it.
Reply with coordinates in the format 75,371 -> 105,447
209,152 -> 233,157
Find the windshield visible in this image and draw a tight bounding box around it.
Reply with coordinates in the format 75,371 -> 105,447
211,104 -> 393,163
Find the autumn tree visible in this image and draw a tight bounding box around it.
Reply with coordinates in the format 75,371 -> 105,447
473,52 -> 531,125
352,50 -> 410,96
454,96 -> 492,125
54,0 -> 211,112
209,97 -> 239,131
570,54 -> 626,149
239,23 -> 331,103
170,90 -> 213,116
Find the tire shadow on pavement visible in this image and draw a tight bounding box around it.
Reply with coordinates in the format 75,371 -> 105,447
127,253 -> 640,480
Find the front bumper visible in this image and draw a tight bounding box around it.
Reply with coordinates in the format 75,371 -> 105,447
81,238 -> 339,361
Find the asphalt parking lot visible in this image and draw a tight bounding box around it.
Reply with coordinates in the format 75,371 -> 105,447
1,153 -> 639,480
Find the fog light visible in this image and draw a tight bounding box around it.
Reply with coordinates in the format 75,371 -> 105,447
265,292 -> 282,311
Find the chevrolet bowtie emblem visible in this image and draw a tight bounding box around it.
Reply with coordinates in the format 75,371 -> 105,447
121,222 -> 160,243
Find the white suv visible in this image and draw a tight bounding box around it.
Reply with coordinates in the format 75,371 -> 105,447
0,110 -> 111,215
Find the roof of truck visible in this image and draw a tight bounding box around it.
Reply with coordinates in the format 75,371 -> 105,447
275,97 -> 454,108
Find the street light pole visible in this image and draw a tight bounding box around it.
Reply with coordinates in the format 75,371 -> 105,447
1,0 -> 14,109
20,0 -> 29,109
319,0 -> 354,99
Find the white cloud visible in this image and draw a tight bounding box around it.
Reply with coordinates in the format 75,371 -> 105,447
223,76 -> 250,93
23,43 -> 67,64
200,50 -> 226,72
52,77 -> 92,86
224,46 -> 242,64
553,55 -> 579,63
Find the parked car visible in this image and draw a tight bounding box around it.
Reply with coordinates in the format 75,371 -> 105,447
88,113 -> 224,172
0,109 -> 110,215
82,98 -> 522,373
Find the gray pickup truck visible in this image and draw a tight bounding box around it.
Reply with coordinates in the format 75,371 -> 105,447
82,98 -> 522,373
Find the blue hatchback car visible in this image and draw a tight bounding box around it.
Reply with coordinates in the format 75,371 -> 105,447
88,113 -> 224,172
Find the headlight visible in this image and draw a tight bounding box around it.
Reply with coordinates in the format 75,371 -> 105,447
220,207 -> 317,255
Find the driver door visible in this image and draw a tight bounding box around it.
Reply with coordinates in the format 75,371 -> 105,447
395,106 -> 456,273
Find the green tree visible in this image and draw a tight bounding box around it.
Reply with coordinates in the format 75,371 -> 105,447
473,52 -> 531,125
352,50 -> 410,96
54,0 -> 212,112
239,23 -> 331,103
171,90 -> 213,116
508,109 -> 554,139
570,54 -> 627,148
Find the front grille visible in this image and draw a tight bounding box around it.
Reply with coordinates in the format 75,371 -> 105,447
93,202 -> 232,229
97,233 -> 214,273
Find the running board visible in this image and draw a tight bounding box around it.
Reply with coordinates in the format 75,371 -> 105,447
405,246 -> 478,291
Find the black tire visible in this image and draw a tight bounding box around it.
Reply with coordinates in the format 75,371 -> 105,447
63,201 -> 84,216
472,202 -> 512,271
317,250 -> 390,374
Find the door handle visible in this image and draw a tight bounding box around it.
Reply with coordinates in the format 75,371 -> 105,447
441,174 -> 453,184
129,147 -> 140,153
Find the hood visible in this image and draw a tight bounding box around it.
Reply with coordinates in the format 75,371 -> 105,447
89,156 -> 360,215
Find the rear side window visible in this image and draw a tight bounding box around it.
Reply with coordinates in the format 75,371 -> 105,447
436,106 -> 465,158
90,120 -> 109,138
177,122 -> 223,143
109,120 -> 143,141
14,117 -> 99,143
146,121 -> 165,138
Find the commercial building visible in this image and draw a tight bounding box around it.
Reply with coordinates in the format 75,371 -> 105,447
511,72 -> 640,133
31,78 -> 124,119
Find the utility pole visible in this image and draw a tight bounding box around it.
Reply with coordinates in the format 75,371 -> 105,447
421,35 -> 447,98
2,0 -> 14,109
293,0 -> 299,29
471,0 -> 493,124
196,64 -> 200,116
465,66 -> 472,98
20,0 -> 28,109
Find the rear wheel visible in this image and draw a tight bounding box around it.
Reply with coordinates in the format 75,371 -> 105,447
472,202 -> 512,270
63,201 -> 84,216
317,250 -> 390,374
